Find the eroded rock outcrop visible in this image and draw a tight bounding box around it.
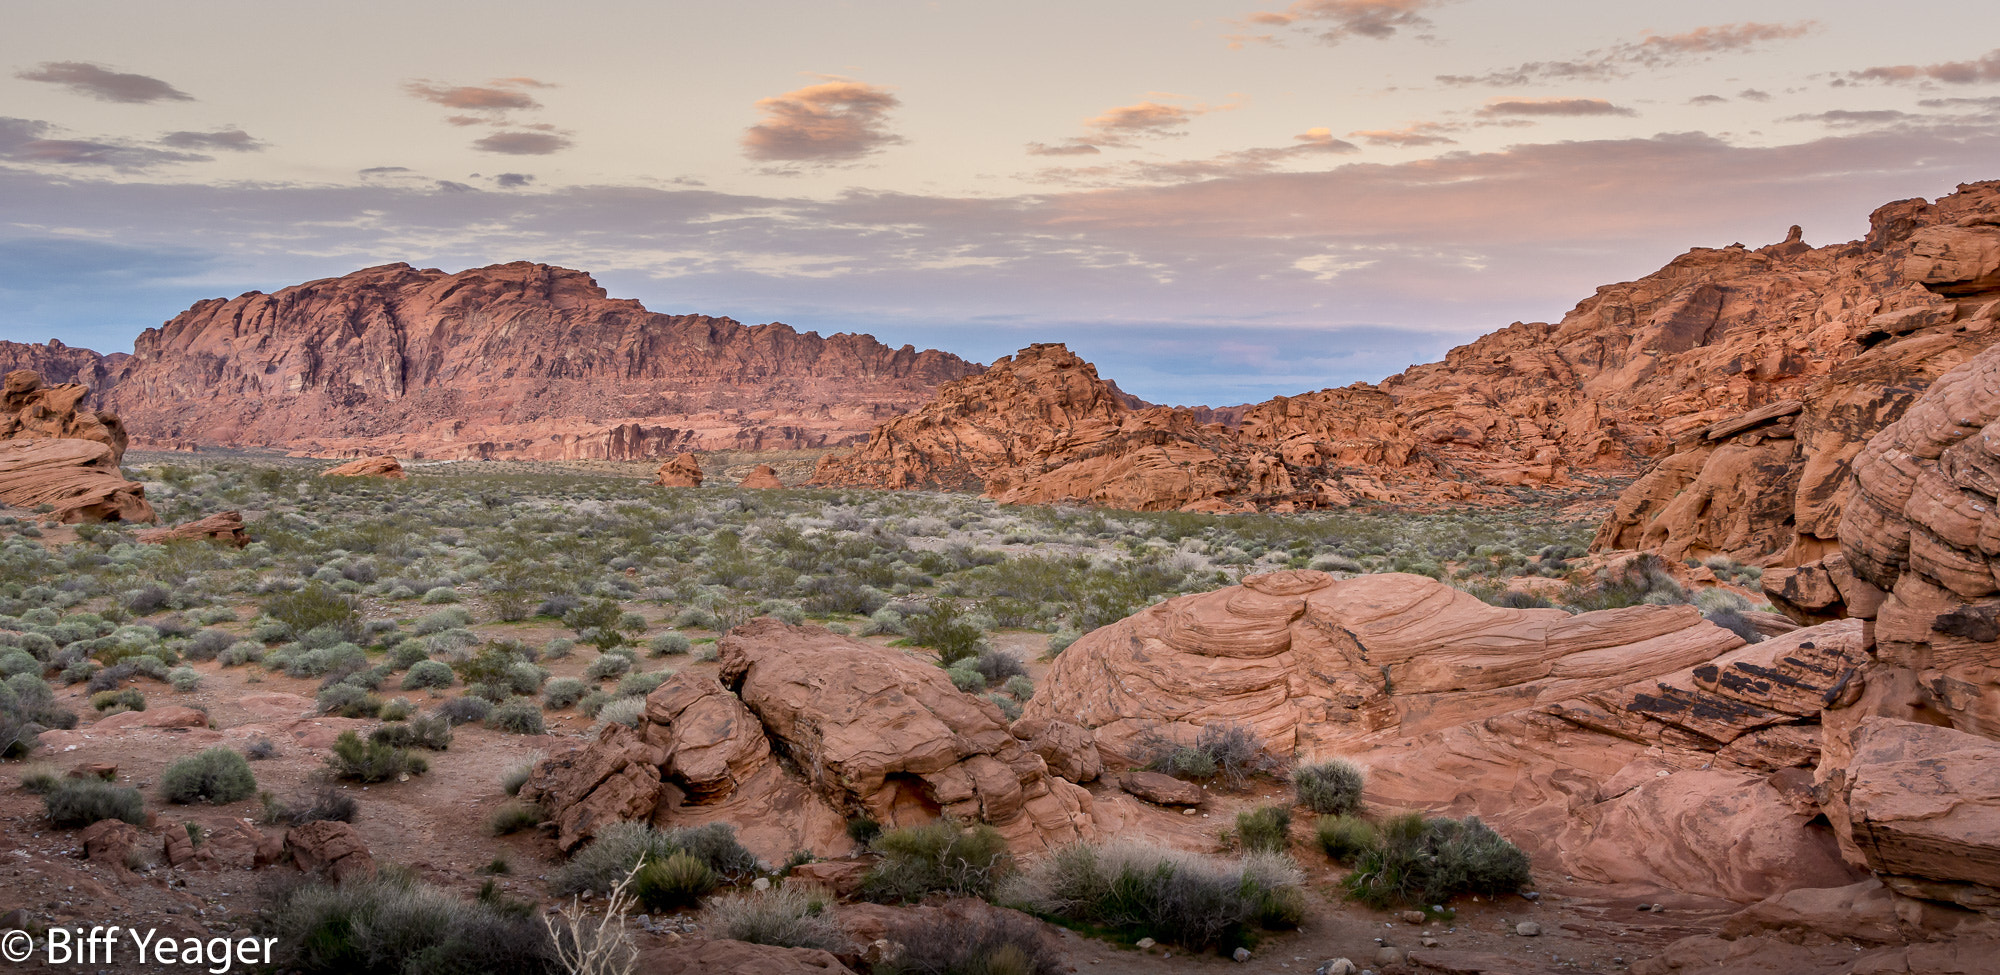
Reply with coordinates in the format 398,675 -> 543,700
737,463 -> 783,489
320,455 -> 406,479
652,452 -> 704,487
0,370 -> 152,522
523,624 -> 1096,859
135,510 -> 248,547
95,261 -> 979,458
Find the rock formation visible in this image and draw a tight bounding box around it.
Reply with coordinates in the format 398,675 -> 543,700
79,261 -> 977,459
320,455 -> 407,479
523,621 -> 1096,859
135,510 -> 248,546
0,370 -> 152,522
652,452 -> 703,487
736,463 -> 783,489
819,182 -> 2000,520
0,340 -> 125,392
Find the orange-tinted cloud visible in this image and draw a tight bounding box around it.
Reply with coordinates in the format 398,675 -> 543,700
16,61 -> 192,103
742,79 -> 904,162
1030,98 -> 1230,155
1349,121 -> 1460,146
473,131 -> 573,155
1440,21 -> 1814,86
1478,97 -> 1634,117
1237,0 -> 1443,46
1844,49 -> 2000,86
403,78 -> 549,112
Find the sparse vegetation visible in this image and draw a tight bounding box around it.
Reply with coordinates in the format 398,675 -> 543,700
1293,759 -> 1365,815
258,870 -> 556,974
1145,722 -> 1273,788
1006,841 -> 1305,953
631,851 -> 716,911
553,821 -> 759,896
1340,813 -> 1532,908
860,818 -> 1012,903
44,777 -> 147,828
326,730 -> 429,783
159,747 -> 258,804
876,909 -> 1063,975
704,885 -> 844,952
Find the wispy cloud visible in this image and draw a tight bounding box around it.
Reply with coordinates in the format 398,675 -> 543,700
473,131 -> 572,155
403,78 -> 548,112
1230,0 -> 1445,47
158,129 -> 264,152
1842,48 -> 2000,86
403,76 -> 570,155
1478,97 -> 1634,117
0,117 -> 207,171
1028,96 -> 1238,155
1349,120 -> 1460,146
15,61 -> 193,103
742,78 -> 904,163
1439,21 -> 1815,86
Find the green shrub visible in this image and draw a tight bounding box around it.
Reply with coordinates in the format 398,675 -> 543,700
434,695 -> 492,725
19,763 -> 63,793
1315,814 -> 1378,863
616,669 -> 668,698
159,747 -> 257,804
583,653 -> 631,681
369,714 -> 453,751
575,690 -> 612,719
1341,813 -> 1532,908
705,885 -> 843,952
401,659 -> 454,690
261,583 -> 360,643
326,730 -> 428,783
258,872 -> 555,975
487,699 -> 545,735
377,697 -> 415,721
647,633 -> 690,656
632,852 -> 716,911
861,818 -> 1011,904
1144,723 -> 1271,787
167,666 -> 202,692
44,778 -> 147,828
260,785 -> 358,826
487,801 -> 545,836
553,822 -> 759,895
907,600 -> 984,664
90,687 -> 146,713
542,677 -> 587,709
1006,842 -> 1304,953
1233,805 -> 1291,854
594,697 -> 645,729
1293,759 -> 1365,815
316,684 -> 383,719
218,640 -> 264,666
876,908 -> 1062,975
846,816 -> 882,845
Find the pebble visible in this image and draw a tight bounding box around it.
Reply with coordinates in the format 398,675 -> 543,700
1314,959 -> 1357,975
1398,910 -> 1426,924
1420,938 -> 1439,948
1516,921 -> 1542,937
1233,947 -> 1252,962
751,877 -> 771,891
1374,947 -> 1404,966
1136,937 -> 1157,950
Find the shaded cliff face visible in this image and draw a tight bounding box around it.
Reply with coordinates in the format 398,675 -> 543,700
818,181 -> 2000,519
94,261 -> 981,459
0,340 -> 126,395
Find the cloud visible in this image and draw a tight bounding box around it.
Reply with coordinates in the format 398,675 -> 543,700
0,116 -> 206,171
1349,121 -> 1460,146
472,131 -> 573,155
1235,0 -> 1444,46
1843,49 -> 2000,86
1030,97 -> 1235,155
494,173 -> 535,188
1026,141 -> 1102,156
435,180 -> 475,193
359,166 -> 412,177
1688,94 -> 1728,106
158,129 -> 264,152
742,79 -> 904,163
1292,127 -> 1358,151
1738,89 -> 1772,102
403,79 -> 547,111
1439,21 -> 1814,86
1785,109 -> 1915,127
15,61 -> 192,103
1478,97 -> 1634,117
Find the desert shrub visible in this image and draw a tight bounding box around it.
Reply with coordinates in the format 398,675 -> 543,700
973,649 -> 1026,685
386,640 -> 429,670
704,885 -> 843,951
946,660 -> 985,692
159,747 -> 257,804
647,632 -> 690,656
1232,805 -> 1292,854
91,687 -> 146,713
594,697 -> 645,729
487,801 -> 545,836
122,585 -> 172,616
985,692 -> 1023,722
326,730 -> 428,783
907,600 -> 984,664
316,684 -> 383,719
218,640 -> 264,666
575,690 -> 612,719
501,761 -> 536,796
542,677 -> 588,710
451,644 -> 522,688
877,908 -> 1063,975
258,872 -> 555,975
419,586 -> 460,604
44,778 -> 147,828
487,699 -> 545,735
434,695 -> 492,725
400,659 -> 454,690
261,785 -> 358,826
583,653 -> 631,681
1293,759 -> 1365,815
861,818 -> 1011,903
847,816 -> 882,845
286,643 -> 368,679
616,669 -> 668,697
632,852 -> 716,912
244,737 -> 278,760
377,697 -> 415,721
261,582 -> 360,642
370,714 -> 453,751
167,666 -> 202,692
1705,607 -> 1765,644
1145,722 -> 1271,788
1002,675 -> 1035,701
1044,628 -> 1080,657
505,661 -> 549,695
19,763 -> 63,792
1005,842 -> 1304,953
1341,813 -> 1532,908
541,637 -> 574,660
184,628 -> 234,661
1,679 -> 75,758
1314,814 -> 1378,863
553,821 -> 758,895
410,607 -> 473,636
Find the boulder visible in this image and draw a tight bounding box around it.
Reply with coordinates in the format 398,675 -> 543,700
0,370 -> 152,523
92,706 -> 210,731
652,452 -> 704,487
789,859 -> 872,898
737,463 -> 784,489
284,821 -> 375,882
135,510 -> 249,547
1118,770 -> 1204,807
720,620 -> 1096,851
520,723 -> 666,852
78,819 -> 142,876
320,455 -> 406,479
1009,716 -> 1101,783
1836,718 -> 2000,912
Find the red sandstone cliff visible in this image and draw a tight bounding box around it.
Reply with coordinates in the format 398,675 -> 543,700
78,261 -> 979,459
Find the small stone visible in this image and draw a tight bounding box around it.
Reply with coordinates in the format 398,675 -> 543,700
1234,947 -> 1252,963
1136,937 -> 1157,951
1316,960 -> 1358,975
1516,921 -> 1542,937
1420,938 -> 1439,948
751,877 -> 771,891
1650,903 -> 1664,913
1635,903 -> 1651,911
1374,947 -> 1404,966
1183,808 -> 1198,816
1398,910 -> 1426,924
1521,891 -> 1540,901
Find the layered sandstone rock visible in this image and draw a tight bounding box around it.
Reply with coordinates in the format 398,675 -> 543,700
136,510 -> 248,546
737,463 -> 783,489
92,261 -> 978,459
0,340 -> 124,392
1596,183 -> 2000,566
523,627 -> 1096,859
320,455 -> 407,479
1835,718 -> 2000,911
652,452 -> 703,487
0,370 -> 152,522
1026,569 -> 1867,901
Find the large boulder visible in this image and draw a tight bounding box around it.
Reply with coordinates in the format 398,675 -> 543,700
320,455 -> 406,479
284,821 -> 375,882
652,452 -> 703,487
0,369 -> 152,523
1835,718 -> 2000,912
135,510 -> 249,547
736,463 -> 783,489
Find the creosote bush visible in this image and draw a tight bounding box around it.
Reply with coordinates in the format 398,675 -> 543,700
877,909 -> 1063,975
860,818 -> 1011,904
44,778 -> 147,828
1005,841 -> 1304,953
1232,805 -> 1292,854
704,885 -> 843,952
326,730 -> 428,783
1315,814 -> 1378,863
159,746 -> 258,805
631,852 -> 717,912
1341,813 -> 1532,908
1293,759 -> 1365,815
258,870 -> 556,975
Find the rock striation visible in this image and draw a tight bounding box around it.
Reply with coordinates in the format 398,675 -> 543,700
523,621 -> 1096,860
0,370 -> 152,522
77,261 -> 978,459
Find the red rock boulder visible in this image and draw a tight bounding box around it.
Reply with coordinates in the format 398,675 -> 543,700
653,452 -> 703,487
737,463 -> 783,489
320,455 -> 406,479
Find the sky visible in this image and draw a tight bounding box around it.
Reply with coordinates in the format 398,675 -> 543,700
3,1 -> 1999,406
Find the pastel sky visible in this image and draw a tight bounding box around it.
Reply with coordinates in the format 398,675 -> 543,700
3,0 -> 1998,405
